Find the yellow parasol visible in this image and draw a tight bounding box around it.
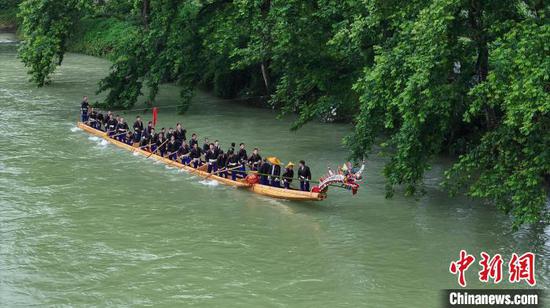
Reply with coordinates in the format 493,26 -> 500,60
267,156 -> 281,165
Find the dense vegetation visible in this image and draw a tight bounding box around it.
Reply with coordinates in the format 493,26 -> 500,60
14,0 -> 550,227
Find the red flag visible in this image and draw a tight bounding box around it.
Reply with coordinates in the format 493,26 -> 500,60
152,107 -> 158,127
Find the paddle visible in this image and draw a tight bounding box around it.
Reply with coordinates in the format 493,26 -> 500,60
147,139 -> 168,158
205,165 -> 242,179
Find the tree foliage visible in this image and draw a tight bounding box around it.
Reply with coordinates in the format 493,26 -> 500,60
18,0 -> 549,226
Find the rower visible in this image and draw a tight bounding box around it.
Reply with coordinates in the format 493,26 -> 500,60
139,127 -> 154,150
102,111 -> 112,131
167,135 -> 178,160
178,140 -> 191,165
174,123 -> 187,147
190,143 -> 202,168
214,140 -> 221,156
166,127 -> 174,140
258,159 -> 270,185
217,150 -> 228,178
202,138 -> 210,154
80,96 -> 89,122
282,162 -> 294,189
227,150 -> 239,181
189,133 -> 198,148
228,142 -> 236,154
144,121 -> 154,137
115,117 -> 129,141
155,132 -> 167,156
205,143 -> 218,173
133,116 -> 144,143
298,160 -> 312,191
124,131 -> 134,145
89,107 -> 99,129
248,148 -> 262,171
96,110 -> 104,130
238,143 -> 248,177
106,114 -> 117,136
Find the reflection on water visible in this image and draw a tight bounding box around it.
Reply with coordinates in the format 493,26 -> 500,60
0,40 -> 548,307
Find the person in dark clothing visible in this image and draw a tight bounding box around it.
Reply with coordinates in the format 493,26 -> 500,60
89,108 -> 99,129
178,141 -> 191,165
205,143 -> 218,173
269,163 -> 282,187
144,121 -> 154,138
167,135 -> 178,161
96,111 -> 104,130
227,150 -> 240,181
202,138 -> 210,154
214,140 -> 221,157
227,142 -> 236,154
189,133 -> 199,148
115,118 -> 129,142
282,162 -> 294,189
298,160 -> 312,191
124,131 -> 134,145
166,127 -> 174,141
154,132 -> 167,156
133,116 -> 144,143
217,151 -> 228,178
237,143 -> 248,177
258,159 -> 271,185
139,128 -> 154,149
106,115 -> 117,136
248,148 -> 262,171
80,96 -> 89,122
190,143 -> 202,168
174,123 -> 187,147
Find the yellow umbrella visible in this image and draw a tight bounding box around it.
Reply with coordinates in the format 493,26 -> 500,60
267,156 -> 281,165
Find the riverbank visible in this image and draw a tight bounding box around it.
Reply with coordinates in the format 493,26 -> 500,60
0,7 -> 18,32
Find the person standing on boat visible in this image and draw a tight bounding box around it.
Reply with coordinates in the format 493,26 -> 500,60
178,140 -> 191,165
102,111 -> 112,131
258,159 -> 270,185
144,121 -> 154,138
267,157 -> 282,187
189,133 -> 199,149
214,140 -> 221,157
80,96 -> 89,122
190,143 -> 202,168
205,143 -> 218,173
140,127 -> 154,150
237,143 -> 248,177
282,162 -> 294,189
248,148 -> 262,171
133,116 -> 144,143
298,160 -> 312,191
167,135 -> 178,160
174,123 -> 187,147
166,127 -> 174,141
228,142 -> 236,154
115,118 -> 129,141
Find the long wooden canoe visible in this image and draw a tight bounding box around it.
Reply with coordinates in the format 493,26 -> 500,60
77,122 -> 325,201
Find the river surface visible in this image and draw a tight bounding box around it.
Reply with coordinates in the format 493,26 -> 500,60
0,32 -> 548,307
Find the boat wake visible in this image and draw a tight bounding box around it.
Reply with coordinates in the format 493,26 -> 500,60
70,126 -> 82,132
88,136 -> 100,141
199,179 -> 219,187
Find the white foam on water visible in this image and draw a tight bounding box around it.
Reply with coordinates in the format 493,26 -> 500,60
199,179 -> 219,186
132,151 -> 139,156
88,136 -> 100,141
70,126 -> 81,132
99,140 -> 109,146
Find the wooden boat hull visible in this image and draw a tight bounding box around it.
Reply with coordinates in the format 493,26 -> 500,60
77,122 -> 324,201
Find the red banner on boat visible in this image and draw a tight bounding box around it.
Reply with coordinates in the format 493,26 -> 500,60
152,107 -> 158,126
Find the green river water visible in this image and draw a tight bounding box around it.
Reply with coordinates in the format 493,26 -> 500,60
0,32 -> 548,307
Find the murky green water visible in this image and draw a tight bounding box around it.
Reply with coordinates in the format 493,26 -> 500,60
1,32 -> 548,307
